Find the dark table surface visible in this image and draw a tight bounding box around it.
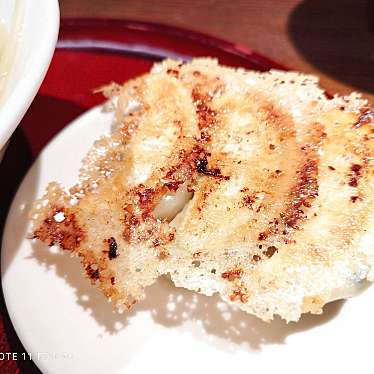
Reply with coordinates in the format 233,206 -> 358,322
60,0 -> 374,103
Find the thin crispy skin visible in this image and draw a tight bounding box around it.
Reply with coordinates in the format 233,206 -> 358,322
31,59 -> 374,321
31,72 -> 201,308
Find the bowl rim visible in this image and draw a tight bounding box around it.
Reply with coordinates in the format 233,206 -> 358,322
0,0 -> 60,149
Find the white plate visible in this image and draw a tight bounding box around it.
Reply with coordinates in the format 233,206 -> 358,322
2,106 -> 374,374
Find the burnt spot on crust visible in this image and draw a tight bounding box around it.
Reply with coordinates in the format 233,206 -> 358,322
221,268 -> 243,281
281,159 -> 318,229
194,153 -> 230,180
353,108 -> 374,128
348,163 -> 362,187
108,237 -> 118,260
328,165 -> 336,171
242,195 -> 256,208
86,264 -> 100,283
255,158 -> 319,244
200,131 -> 211,143
161,146 -> 201,186
351,164 -> 362,173
258,232 -> 268,241
251,254 -> 262,263
350,195 -> 361,203
33,208 -> 85,251
194,153 -> 207,172
349,179 -> 358,187
136,186 -> 156,207
110,276 -> 116,285
167,232 -> 175,242
263,246 -> 278,258
123,206 -> 140,243
192,87 -> 218,130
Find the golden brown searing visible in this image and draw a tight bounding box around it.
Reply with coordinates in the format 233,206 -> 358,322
31,59 -> 374,322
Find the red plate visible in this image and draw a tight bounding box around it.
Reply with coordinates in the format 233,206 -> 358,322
0,19 -> 286,374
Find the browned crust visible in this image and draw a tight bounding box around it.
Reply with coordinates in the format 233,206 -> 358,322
31,59 -> 374,321
33,207 -> 85,251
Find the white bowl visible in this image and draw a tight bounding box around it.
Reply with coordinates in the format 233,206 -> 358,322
0,0 -> 59,162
